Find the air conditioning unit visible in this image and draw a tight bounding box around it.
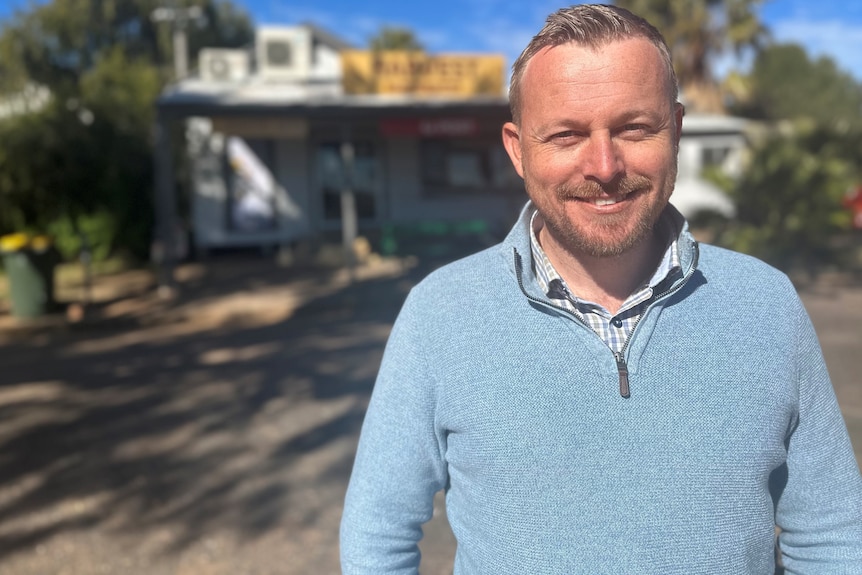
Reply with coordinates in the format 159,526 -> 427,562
199,49 -> 250,82
256,26 -> 312,82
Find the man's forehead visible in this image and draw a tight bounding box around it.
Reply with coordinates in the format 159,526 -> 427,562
529,37 -> 660,68
521,38 -> 672,98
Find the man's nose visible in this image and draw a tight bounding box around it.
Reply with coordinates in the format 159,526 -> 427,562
581,131 -> 622,184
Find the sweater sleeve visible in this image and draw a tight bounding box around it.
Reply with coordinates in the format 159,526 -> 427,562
340,290 -> 449,575
776,299 -> 862,573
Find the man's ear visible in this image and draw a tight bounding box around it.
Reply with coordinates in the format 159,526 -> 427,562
673,102 -> 685,147
502,122 -> 524,178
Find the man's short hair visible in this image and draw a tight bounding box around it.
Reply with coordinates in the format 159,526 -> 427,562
509,4 -> 678,124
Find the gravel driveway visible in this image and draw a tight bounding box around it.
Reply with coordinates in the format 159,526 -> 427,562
0,257 -> 858,575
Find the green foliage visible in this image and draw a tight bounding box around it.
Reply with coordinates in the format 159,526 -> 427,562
614,0 -> 767,86
718,40 -> 862,273
80,46 -> 160,133
369,26 -> 424,51
46,210 -> 116,261
0,0 -> 254,262
730,43 -> 862,130
0,102 -> 95,231
716,124 -> 857,271
187,0 -> 255,54
0,49 -> 158,260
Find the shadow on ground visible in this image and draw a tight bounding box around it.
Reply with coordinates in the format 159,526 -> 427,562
0,252 -> 460,573
0,244 -> 858,575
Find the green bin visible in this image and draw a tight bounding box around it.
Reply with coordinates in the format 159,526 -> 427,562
1,234 -> 57,318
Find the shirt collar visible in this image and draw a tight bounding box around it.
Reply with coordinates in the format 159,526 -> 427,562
528,208 -> 681,300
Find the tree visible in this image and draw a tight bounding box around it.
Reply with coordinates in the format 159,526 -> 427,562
614,0 -> 768,112
0,47 -> 161,259
368,26 -> 423,51
0,0 -> 254,260
715,124 -> 858,273
0,0 -> 254,92
729,43 -> 862,130
714,43 -> 862,276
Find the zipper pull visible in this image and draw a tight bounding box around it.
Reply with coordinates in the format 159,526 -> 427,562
615,353 -> 630,398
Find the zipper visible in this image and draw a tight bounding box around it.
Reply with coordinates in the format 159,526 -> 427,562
614,353 -> 630,398
513,245 -> 699,398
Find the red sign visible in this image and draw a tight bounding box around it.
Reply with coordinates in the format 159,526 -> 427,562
380,117 -> 479,138
843,186 -> 862,229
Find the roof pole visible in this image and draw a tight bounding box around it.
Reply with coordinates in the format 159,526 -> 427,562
153,110 -> 178,297
340,128 -> 358,281
150,4 -> 204,80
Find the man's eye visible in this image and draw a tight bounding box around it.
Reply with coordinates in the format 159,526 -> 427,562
551,131 -> 585,141
617,124 -> 653,140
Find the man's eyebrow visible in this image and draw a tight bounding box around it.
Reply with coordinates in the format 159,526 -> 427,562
615,109 -> 667,123
531,110 -> 665,134
532,120 -> 585,133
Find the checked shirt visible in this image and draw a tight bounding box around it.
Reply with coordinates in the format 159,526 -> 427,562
529,210 -> 681,354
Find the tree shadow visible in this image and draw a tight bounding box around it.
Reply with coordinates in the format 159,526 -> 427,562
0,253 -> 442,562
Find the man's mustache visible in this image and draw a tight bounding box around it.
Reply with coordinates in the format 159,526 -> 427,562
555,175 -> 652,201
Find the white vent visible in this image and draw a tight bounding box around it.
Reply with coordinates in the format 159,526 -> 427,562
256,26 -> 311,82
199,49 -> 250,82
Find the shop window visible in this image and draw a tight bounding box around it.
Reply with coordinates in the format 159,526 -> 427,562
421,139 -> 521,195
317,142 -> 377,221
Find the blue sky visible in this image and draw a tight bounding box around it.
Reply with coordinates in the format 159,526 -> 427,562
2,0 -> 862,80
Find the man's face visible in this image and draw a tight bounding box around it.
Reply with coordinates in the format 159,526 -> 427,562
502,38 -> 684,258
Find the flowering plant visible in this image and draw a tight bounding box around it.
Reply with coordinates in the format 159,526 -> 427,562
0,233 -> 54,254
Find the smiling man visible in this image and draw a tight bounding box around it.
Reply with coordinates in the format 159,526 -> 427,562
340,5 -> 862,574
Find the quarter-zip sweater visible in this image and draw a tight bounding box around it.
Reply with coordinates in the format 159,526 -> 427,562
341,203 -> 862,574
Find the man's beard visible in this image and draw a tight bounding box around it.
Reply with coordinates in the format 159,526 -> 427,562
527,174 -> 673,259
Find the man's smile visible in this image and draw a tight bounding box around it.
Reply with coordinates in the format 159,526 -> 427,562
592,197 -> 622,206
569,187 -> 647,207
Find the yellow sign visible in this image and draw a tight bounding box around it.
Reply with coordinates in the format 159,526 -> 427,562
341,51 -> 505,97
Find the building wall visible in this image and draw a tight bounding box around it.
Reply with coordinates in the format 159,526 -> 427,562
384,135 -> 518,227
273,138 -> 312,236
383,137 -> 420,221
187,112 -> 746,250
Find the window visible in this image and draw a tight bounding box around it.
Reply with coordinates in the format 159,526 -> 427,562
420,139 -> 521,195
317,141 -> 378,221
702,146 -> 731,170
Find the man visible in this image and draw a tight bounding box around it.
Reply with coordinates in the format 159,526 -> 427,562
340,5 -> 862,574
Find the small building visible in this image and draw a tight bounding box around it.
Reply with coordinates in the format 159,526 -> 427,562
153,23 -> 746,263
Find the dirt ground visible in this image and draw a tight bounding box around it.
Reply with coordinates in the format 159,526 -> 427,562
0,254 -> 859,575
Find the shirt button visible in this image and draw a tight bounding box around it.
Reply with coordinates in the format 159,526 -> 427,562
611,317 -> 623,328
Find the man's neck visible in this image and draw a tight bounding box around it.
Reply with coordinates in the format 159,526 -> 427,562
537,226 -> 666,315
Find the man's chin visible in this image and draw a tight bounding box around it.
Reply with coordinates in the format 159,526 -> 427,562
547,220 -> 654,260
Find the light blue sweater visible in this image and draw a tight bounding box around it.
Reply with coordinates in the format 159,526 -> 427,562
341,203 -> 862,574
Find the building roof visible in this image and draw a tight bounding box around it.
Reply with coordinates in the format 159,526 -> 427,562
157,78 -> 511,118
157,79 -> 752,135
159,21 -> 749,135
681,113 -> 749,135
301,21 -> 355,51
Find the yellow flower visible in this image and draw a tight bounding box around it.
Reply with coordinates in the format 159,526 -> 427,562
0,233 -> 30,253
0,233 -> 53,253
